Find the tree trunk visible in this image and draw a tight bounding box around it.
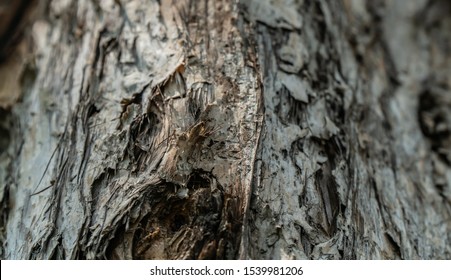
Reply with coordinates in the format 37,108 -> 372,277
1,0 -> 450,260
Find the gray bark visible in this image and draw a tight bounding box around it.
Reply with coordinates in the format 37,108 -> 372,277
245,0 -> 451,259
0,0 -> 450,259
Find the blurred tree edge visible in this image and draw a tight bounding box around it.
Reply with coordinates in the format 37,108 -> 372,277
0,0 -> 450,260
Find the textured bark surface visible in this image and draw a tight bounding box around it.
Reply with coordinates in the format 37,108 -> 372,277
1,0 -> 262,259
1,0 -> 450,259
244,0 -> 451,259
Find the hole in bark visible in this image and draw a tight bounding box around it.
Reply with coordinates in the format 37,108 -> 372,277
188,99 -> 202,121
338,248 -> 344,258
418,89 -> 451,164
128,114 -> 155,163
384,233 -> 401,259
171,214 -> 187,232
87,104 -> 100,118
281,149 -> 288,158
355,53 -> 363,64
328,96 -> 345,125
0,123 -> 10,155
418,90 -> 435,136
187,170 -> 211,189
105,224 -> 127,259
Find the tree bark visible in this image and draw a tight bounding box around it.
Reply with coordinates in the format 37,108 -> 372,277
1,0 -> 450,260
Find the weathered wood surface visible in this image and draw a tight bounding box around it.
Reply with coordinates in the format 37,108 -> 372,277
0,0 -> 450,259
244,0 -> 451,259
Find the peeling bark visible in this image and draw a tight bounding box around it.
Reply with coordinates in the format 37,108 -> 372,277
1,0 -> 450,259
